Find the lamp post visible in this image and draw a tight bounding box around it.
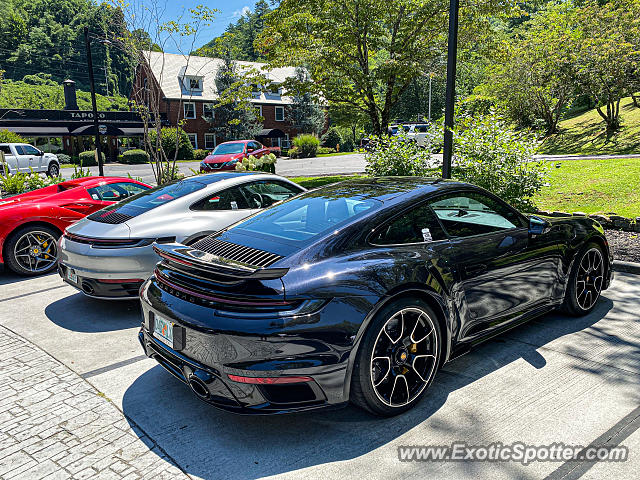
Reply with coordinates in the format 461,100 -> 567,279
83,27 -> 111,176
441,0 -> 460,179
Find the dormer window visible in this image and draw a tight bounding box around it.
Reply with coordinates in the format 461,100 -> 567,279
189,78 -> 200,90
268,84 -> 281,96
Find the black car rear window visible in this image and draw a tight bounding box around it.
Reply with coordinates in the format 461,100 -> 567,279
92,179 -> 207,220
234,191 -> 382,244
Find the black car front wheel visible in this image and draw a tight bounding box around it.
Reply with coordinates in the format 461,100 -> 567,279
562,243 -> 605,316
351,298 -> 441,416
47,162 -> 60,177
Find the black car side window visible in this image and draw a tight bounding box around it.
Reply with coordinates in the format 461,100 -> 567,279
191,186 -> 250,211
240,181 -> 303,209
372,204 -> 447,245
429,192 -> 525,238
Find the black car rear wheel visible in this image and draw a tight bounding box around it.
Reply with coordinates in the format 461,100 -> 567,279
350,298 -> 441,416
562,243 -> 604,316
4,225 -> 60,276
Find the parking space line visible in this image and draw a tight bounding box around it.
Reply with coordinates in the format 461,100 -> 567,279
81,354 -> 150,378
0,285 -> 67,303
544,404 -> 640,480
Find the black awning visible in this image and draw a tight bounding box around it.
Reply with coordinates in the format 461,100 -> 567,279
257,128 -> 286,138
2,126 -> 70,136
69,124 -> 125,136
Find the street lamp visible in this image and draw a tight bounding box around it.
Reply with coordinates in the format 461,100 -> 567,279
441,0 -> 460,179
83,27 -> 111,177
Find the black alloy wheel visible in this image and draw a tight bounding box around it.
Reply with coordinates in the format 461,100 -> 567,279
351,298 -> 441,416
562,243 -> 605,316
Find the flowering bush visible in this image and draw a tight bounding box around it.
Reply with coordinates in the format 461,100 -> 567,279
235,153 -> 277,173
453,112 -> 548,211
364,133 -> 437,176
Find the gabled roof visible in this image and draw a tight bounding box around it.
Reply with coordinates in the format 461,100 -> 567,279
143,51 -> 297,104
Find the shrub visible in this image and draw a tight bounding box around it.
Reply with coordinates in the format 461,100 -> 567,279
147,127 -> 194,160
78,150 -> 105,167
0,129 -> 25,143
317,147 -> 337,155
341,138 -> 355,152
121,149 -> 150,165
287,147 -> 300,158
365,134 -> 435,176
292,134 -> 320,158
0,171 -> 27,195
193,149 -> 209,161
452,112 -> 547,211
56,153 -> 72,164
235,153 -> 277,173
321,127 -> 342,149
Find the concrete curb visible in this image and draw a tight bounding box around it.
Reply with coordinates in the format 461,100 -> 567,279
613,260 -> 640,274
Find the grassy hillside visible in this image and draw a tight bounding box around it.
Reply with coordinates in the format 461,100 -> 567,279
533,157 -> 640,217
540,97 -> 640,155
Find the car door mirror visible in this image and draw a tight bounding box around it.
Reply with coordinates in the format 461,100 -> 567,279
529,215 -> 551,236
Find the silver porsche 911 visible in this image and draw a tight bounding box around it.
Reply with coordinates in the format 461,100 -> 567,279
58,172 -> 305,299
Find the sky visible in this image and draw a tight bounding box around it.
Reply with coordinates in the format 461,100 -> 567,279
138,1 -> 254,54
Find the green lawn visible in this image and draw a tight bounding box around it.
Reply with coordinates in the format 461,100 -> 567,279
316,151 -> 356,158
540,96 -> 640,155
534,157 -> 640,217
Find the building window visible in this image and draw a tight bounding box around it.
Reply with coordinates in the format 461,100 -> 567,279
268,84 -> 281,96
189,78 -> 200,90
255,105 -> 263,119
203,103 -> 215,120
187,134 -> 197,149
183,102 -> 196,119
275,106 -> 285,122
204,133 -> 216,150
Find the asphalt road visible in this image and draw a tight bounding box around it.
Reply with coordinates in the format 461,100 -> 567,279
1,269 -> 638,479
60,153 -> 368,185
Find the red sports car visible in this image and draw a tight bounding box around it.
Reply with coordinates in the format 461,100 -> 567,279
0,177 -> 150,276
200,140 -> 278,172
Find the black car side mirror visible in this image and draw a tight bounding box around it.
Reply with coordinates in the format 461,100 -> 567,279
529,215 -> 551,236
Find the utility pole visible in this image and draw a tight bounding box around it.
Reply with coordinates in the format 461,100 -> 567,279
441,0 -> 460,180
84,26 -> 104,176
428,73 -> 433,122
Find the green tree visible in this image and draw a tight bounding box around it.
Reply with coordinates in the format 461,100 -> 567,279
569,0 -> 640,133
211,53 -> 262,140
482,3 -> 575,135
286,67 -> 325,135
195,1 -> 272,61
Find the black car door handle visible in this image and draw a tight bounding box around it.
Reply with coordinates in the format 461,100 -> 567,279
465,264 -> 487,276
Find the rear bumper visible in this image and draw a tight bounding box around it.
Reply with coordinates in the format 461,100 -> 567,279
138,277 -> 373,414
58,236 -> 158,296
58,263 -> 143,299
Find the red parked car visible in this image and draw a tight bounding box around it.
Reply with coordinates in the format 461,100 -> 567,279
0,176 -> 150,276
200,140 -> 280,172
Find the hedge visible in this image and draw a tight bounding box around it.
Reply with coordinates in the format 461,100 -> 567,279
78,150 -> 104,167
121,149 -> 150,165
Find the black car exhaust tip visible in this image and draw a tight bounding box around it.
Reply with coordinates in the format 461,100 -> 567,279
81,281 -> 95,295
188,374 -> 210,400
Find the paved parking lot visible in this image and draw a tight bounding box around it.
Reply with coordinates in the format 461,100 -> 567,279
60,154 -> 367,185
0,269 -> 639,479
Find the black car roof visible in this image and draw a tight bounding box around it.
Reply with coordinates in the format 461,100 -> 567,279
324,177 -> 470,202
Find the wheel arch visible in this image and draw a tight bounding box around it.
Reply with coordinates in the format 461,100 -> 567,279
2,221 -> 63,263
342,284 -> 453,402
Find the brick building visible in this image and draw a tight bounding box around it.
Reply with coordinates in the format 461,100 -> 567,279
132,51 -> 304,151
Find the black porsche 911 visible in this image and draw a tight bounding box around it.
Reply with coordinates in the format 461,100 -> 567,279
138,177 -> 613,416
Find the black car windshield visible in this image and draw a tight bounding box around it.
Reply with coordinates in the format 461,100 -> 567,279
94,179 -> 207,218
213,143 -> 245,155
234,192 -> 382,243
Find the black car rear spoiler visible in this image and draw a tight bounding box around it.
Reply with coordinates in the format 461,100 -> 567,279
153,243 -> 289,280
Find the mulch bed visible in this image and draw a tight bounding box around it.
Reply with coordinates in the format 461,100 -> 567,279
605,230 -> 640,263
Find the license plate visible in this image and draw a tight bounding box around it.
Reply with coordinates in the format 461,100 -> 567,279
66,268 -> 78,284
153,315 -> 174,348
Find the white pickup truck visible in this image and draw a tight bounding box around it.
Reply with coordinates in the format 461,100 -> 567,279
0,143 -> 60,177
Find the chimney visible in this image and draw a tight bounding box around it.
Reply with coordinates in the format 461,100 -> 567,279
63,79 -> 78,110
